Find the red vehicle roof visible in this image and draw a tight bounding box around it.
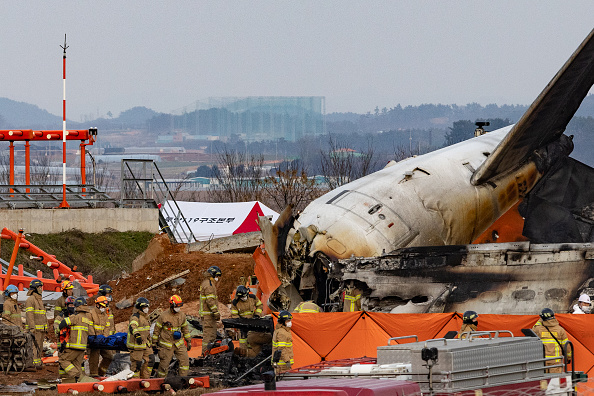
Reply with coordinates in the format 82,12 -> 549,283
213,378 -> 420,396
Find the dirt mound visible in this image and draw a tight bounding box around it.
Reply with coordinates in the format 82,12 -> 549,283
131,233 -> 172,272
109,236 -> 256,324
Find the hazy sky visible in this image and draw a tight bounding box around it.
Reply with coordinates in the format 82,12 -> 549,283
1,2 -> 593,121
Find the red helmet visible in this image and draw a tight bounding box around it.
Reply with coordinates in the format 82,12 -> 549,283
169,295 -> 183,308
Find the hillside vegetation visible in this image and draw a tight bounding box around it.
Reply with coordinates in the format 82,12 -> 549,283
0,230 -> 155,284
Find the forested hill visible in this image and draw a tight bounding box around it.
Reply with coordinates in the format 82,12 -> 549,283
327,94 -> 594,133
1,94 -> 593,137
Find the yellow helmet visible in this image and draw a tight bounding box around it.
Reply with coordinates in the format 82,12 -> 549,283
60,280 -> 74,292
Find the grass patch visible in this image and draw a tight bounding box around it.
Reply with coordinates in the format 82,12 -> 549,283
0,230 -> 155,284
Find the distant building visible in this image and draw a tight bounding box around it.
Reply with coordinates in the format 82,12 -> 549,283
173,96 -> 326,142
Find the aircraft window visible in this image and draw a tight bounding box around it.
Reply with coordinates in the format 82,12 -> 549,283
326,190 -> 349,205
512,289 -> 535,301
463,162 -> 475,172
368,204 -> 382,215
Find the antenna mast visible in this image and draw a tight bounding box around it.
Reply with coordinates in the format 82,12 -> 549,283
59,34 -> 70,208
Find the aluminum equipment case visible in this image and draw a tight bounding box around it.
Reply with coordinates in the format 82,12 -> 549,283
377,333 -> 547,392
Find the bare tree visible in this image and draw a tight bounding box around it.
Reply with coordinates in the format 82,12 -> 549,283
261,161 -> 322,212
210,148 -> 265,202
31,153 -> 61,192
0,154 -> 10,194
320,136 -> 377,190
170,172 -> 193,200
93,162 -> 114,192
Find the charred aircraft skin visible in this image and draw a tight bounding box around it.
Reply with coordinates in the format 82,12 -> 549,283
290,128 -> 571,261
333,242 -> 594,314
261,28 -> 594,313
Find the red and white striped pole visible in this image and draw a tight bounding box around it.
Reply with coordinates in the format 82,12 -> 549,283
59,34 -> 70,208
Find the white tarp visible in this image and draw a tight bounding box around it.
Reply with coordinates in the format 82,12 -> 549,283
163,201 -> 279,242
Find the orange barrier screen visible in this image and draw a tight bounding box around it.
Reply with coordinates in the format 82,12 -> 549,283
288,312 -> 594,377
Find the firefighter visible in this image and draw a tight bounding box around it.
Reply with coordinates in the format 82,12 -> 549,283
459,311 -> 479,339
58,297 -> 94,383
200,265 -> 221,354
97,284 -> 116,335
54,296 -> 76,340
343,282 -> 363,312
533,308 -> 570,373
24,279 -> 47,368
231,285 -> 270,356
56,296 -> 76,379
293,300 -> 321,313
573,294 -> 591,314
126,297 -> 153,378
88,296 -> 115,377
152,295 -> 191,377
2,284 -> 23,328
272,310 -> 293,375
55,280 -> 75,321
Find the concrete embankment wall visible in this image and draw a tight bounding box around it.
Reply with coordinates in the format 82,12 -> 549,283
0,208 -> 159,234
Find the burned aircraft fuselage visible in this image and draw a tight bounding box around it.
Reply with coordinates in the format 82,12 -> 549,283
333,242 -> 594,314
291,126 -> 542,260
261,27 -> 594,314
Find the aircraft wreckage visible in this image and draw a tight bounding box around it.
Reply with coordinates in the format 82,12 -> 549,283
258,27 -> 594,315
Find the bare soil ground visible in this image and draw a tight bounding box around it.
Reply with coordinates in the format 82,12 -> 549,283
0,363 -> 59,385
108,234 -> 256,325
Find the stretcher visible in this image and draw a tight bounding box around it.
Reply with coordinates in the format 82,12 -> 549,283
56,376 -> 209,393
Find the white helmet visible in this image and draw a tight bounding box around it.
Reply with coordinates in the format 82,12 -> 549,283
579,294 -> 591,304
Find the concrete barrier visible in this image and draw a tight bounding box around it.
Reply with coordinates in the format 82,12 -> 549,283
0,208 -> 159,234
187,231 -> 261,253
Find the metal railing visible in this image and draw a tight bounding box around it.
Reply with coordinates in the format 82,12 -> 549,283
0,184 -> 114,209
120,159 -> 196,244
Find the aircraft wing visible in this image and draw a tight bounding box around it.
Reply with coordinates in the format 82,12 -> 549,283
471,28 -> 594,185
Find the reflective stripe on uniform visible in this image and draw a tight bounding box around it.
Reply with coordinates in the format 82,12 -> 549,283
272,341 -> 293,347
345,294 -> 361,311
276,359 -> 294,366
66,343 -> 87,350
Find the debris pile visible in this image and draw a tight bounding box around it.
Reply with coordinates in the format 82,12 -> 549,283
109,234 -> 257,325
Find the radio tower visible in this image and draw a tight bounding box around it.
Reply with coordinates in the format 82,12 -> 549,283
59,34 -> 70,208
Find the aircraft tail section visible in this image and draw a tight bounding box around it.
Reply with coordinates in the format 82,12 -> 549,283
472,28 -> 594,185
